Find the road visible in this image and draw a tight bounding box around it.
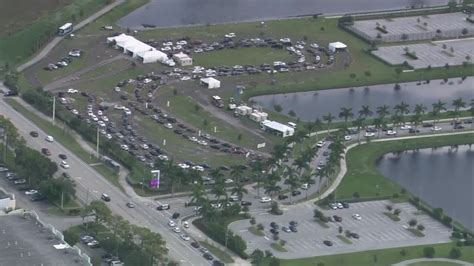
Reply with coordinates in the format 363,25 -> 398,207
0,94 -> 211,266
16,0 -> 125,72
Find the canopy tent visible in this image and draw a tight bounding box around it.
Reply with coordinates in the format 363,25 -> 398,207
261,120 -> 294,138
107,33 -> 167,63
328,41 -> 347,53
200,77 -> 221,89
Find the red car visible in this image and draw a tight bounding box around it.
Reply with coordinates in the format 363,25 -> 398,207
41,148 -> 51,156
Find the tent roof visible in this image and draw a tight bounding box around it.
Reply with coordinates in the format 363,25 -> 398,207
137,49 -> 167,58
329,41 -> 347,49
200,77 -> 220,84
262,120 -> 294,133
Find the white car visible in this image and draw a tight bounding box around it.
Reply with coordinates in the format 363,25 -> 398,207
161,46 -> 172,52
71,109 -> 79,115
105,134 -> 112,140
178,163 -> 190,169
163,41 -> 173,46
224,178 -> 234,184
189,136 -> 198,142
172,227 -> 181,233
25,189 -> 38,195
123,108 -> 132,115
140,143 -> 149,150
97,110 -> 103,116
114,105 -> 124,110
114,87 -> 121,92
197,140 -> 207,146
301,183 -> 309,190
352,213 -> 362,220
431,126 -> 442,131
60,161 -> 70,169
183,221 -> 189,228
364,132 -> 376,137
120,144 -> 129,151
260,197 -> 272,203
225,32 -> 236,38
158,155 -> 169,161
168,220 -> 176,227
177,40 -> 187,45
310,43 -> 319,49
344,135 -> 352,141
143,78 -> 152,84
180,76 -> 191,81
98,121 -> 106,127
400,124 -> 412,130
102,116 -> 109,122
336,202 -> 344,209
164,123 -> 173,129
386,130 -> 397,135
45,135 -> 54,142
316,141 -> 325,148
194,48 -> 203,53
191,165 -> 204,172
180,234 -> 190,241
67,88 -> 78,94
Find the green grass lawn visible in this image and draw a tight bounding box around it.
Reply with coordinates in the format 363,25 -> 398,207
271,242 -> 288,252
5,98 -> 122,189
36,51 -> 87,84
337,133 -> 474,200
0,0 -> 107,68
266,243 -> 474,266
193,47 -> 294,68
407,228 -> 425,237
199,241 -> 234,263
248,226 -> 265,236
408,262 -> 462,266
337,235 -> 353,244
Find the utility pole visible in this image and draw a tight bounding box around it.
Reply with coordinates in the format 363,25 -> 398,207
96,126 -> 100,158
52,96 -> 56,124
61,191 -> 64,209
3,134 -> 7,163
224,227 -> 229,248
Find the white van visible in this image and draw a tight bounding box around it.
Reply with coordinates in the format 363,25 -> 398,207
45,135 -> 54,142
301,183 -> 309,190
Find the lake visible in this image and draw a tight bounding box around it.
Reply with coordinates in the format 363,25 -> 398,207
250,77 -> 473,121
376,144 -> 474,231
118,0 -> 448,28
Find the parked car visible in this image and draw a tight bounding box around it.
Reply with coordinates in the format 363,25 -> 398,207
278,194 -> 288,200
126,202 -> 136,208
45,135 -> 54,142
333,215 -> 343,222
323,240 -> 333,246
30,131 -> 39,137
352,213 -> 362,220
240,201 -> 252,206
41,148 -> 51,156
101,193 -> 111,202
349,232 -> 360,239
260,197 -> 272,203
191,241 -> 200,248
157,204 -> 170,210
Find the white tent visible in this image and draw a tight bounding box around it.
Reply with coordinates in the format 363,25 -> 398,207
328,41 -> 347,53
137,49 -> 168,63
106,33 -> 167,63
261,120 -> 295,138
200,77 -> 221,89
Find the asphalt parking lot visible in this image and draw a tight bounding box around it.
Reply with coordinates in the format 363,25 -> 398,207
229,200 -> 452,259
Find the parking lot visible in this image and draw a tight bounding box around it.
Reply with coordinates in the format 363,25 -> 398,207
372,38 -> 473,69
229,200 -> 452,259
350,12 -> 473,42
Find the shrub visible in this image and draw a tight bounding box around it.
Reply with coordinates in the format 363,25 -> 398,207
408,219 -> 418,227
257,223 -> 264,231
353,192 -> 360,198
269,257 -> 280,266
386,205 -> 393,211
423,246 -> 435,258
417,224 -> 425,231
400,248 -> 407,257
273,104 -> 283,112
449,247 -> 461,259
394,209 -> 401,216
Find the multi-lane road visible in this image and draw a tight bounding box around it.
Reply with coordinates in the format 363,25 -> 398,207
0,94 -> 211,265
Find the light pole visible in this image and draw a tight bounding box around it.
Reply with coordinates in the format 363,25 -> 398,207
52,95 -> 56,124
96,126 -> 100,158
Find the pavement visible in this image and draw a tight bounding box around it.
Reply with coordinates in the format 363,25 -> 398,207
0,92 -> 212,265
392,258 -> 474,266
16,0 -> 126,72
229,200 -> 452,259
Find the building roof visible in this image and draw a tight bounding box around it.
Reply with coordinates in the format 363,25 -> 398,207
329,41 -> 347,49
137,49 -> 167,59
262,120 -> 295,133
200,77 -> 220,84
173,52 -> 191,59
0,213 -> 88,266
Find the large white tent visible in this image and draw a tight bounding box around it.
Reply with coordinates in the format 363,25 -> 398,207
200,77 -> 221,89
261,120 -> 294,138
328,41 -> 347,53
107,33 -> 167,63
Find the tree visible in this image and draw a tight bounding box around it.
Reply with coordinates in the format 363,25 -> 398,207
251,249 -> 265,264
339,107 -> 354,125
451,98 -> 466,128
264,180 -> 281,200
189,183 -> 206,206
408,219 -> 418,227
417,224 -> 425,231
231,183 -> 248,199
358,105 -> 373,119
269,257 -> 281,266
393,101 -> 410,127
449,247 -> 462,259
448,0 -> 457,11
257,223 -> 264,231
322,113 -> 335,134
83,200 -> 112,229
431,100 -> 447,126
352,117 -> 365,144
376,105 -> 390,119
230,165 -> 244,184
338,226 -> 343,234
394,209 -> 401,216
423,246 -> 435,258
250,217 -> 256,225
301,172 -> 313,199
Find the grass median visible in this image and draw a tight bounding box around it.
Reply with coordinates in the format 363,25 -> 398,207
199,241 -> 234,264
5,98 -> 122,189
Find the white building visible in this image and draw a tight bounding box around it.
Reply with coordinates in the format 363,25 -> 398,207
200,77 -> 221,89
328,41 -> 347,53
261,120 -> 295,138
249,111 -> 268,122
0,188 -> 15,212
106,33 -> 168,63
235,105 -> 253,116
173,52 -> 193,66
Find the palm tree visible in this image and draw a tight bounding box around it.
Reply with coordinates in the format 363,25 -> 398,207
315,164 -> 327,194
250,160 -> 264,197
230,165 -> 244,184
393,101 -> 410,128
189,183 -> 206,206
352,117 -> 365,143
391,114 -> 403,131
300,171 -> 313,199
373,117 -> 383,138
412,104 -> 427,133
322,113 -> 335,134
311,118 -> 323,141
264,180 -> 281,200
358,105 -> 373,119
231,183 -> 248,199
270,143 -> 290,168
470,99 -> 474,128
339,107 -> 354,125
376,105 -> 390,119
451,98 -> 466,127
431,100 -> 447,126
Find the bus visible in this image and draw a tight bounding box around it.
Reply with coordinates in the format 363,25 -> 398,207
57,23 -> 73,36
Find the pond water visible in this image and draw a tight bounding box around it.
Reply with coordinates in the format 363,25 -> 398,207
117,0 -> 448,28
250,77 -> 473,121
376,144 -> 474,231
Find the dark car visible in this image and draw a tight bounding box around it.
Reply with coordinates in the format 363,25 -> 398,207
213,260 -> 224,266
269,228 -> 279,235
422,123 -> 434,128
409,128 -> 420,133
240,201 -> 252,206
191,241 -> 200,248
58,154 -> 67,160
350,232 -> 360,239
278,194 -> 288,200
289,221 -> 298,227
30,131 -> 39,137
289,225 -> 297,232
342,202 -> 350,208
41,148 -> 51,156
101,193 -> 111,202
292,190 -> 301,196
203,253 -> 214,260
333,215 -> 343,222
172,212 -> 180,219
270,222 -> 279,229
323,240 -> 333,246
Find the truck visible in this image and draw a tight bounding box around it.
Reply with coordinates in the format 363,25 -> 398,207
211,95 -> 224,108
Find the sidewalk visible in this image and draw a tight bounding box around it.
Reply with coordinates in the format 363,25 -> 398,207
392,258 -> 473,266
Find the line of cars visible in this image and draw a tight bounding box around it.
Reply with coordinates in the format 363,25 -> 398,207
0,166 -> 46,201
43,49 -> 82,71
